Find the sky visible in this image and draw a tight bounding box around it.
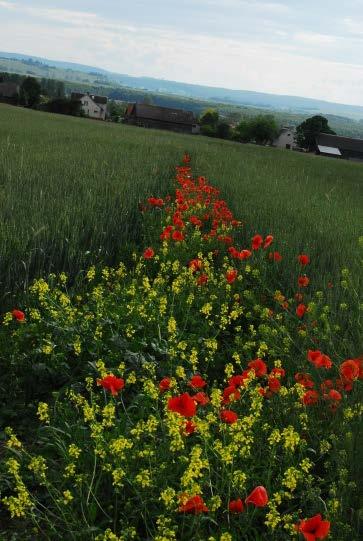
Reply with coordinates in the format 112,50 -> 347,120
1,0 -> 363,105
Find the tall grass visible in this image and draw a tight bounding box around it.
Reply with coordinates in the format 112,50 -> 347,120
0,104 -> 362,309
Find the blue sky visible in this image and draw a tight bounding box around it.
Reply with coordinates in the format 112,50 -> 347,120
1,0 -> 363,105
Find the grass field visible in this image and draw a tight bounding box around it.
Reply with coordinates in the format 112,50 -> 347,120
0,104 -> 362,308
0,104 -> 362,540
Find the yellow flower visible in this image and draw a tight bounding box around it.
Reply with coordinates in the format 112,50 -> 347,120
37,402 -> 50,424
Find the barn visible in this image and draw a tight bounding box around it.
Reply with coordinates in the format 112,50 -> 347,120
123,103 -> 199,134
315,133 -> 363,162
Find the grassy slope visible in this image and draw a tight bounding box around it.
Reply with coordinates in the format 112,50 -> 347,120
0,104 -> 362,307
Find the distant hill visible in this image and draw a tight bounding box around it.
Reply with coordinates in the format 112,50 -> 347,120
1,51 -> 363,121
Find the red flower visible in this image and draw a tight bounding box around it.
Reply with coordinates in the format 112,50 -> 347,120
340,359 -> 360,381
308,350 -> 332,369
295,372 -> 314,389
179,494 -> 208,514
269,251 -> 282,262
298,276 -> 310,288
188,375 -> 207,389
147,197 -> 164,207
239,249 -> 252,259
182,153 -> 191,164
298,254 -> 310,266
192,392 -> 209,406
252,234 -> 263,250
226,269 -> 238,284
189,258 -> 203,272
295,292 -> 304,302
12,309 -> 25,321
302,390 -> 319,405
97,375 -> 125,396
229,498 -> 244,513
245,486 -> 268,507
172,230 -> 185,242
268,377 -> 281,393
270,367 -> 285,378
263,235 -> 274,249
296,514 -> 330,540
223,385 -> 241,404
184,420 -> 196,435
248,358 -> 267,377
168,393 -> 196,417
229,374 -> 249,387
159,377 -> 171,392
143,247 -> 155,259
327,389 -> 342,402
196,273 -> 208,286
296,303 -> 307,318
220,409 -> 238,424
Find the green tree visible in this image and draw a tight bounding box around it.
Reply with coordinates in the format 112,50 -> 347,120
295,115 -> 336,151
199,109 -> 219,137
216,121 -> 232,140
248,115 -> 279,145
20,76 -> 41,107
233,119 -> 252,142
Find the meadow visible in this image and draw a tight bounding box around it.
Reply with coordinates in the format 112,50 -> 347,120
0,104 -> 361,310
0,105 -> 362,540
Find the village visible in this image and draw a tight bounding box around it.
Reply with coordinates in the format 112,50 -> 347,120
1,78 -> 363,162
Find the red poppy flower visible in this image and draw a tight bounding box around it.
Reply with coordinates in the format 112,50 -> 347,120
192,392 -> 209,406
189,258 -> 203,272
229,498 -> 244,513
172,230 -> 185,242
143,247 -> 155,259
226,269 -> 238,284
248,358 -> 267,377
298,254 -> 310,266
196,273 -> 208,286
190,215 -> 202,227
263,235 -> 274,249
220,409 -> 238,424
97,375 -> 125,396
168,393 -> 197,417
188,375 -> 207,389
184,420 -> 196,435
223,385 -> 241,404
296,514 -> 330,540
307,350 -> 332,369
147,197 -> 164,207
340,359 -> 360,381
270,367 -> 285,379
159,377 -> 171,392
239,249 -> 252,259
179,494 -> 208,514
245,486 -> 268,507
160,225 -> 173,240
298,276 -> 310,288
268,377 -> 281,393
295,372 -> 315,389
252,234 -> 263,250
296,303 -> 307,318
327,389 -> 342,402
228,374 -> 248,388
182,153 -> 191,164
302,390 -> 319,405
269,251 -> 282,262
12,309 -> 25,321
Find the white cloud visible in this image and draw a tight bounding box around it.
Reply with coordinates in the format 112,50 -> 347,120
0,1 -> 362,106
294,32 -> 338,45
343,17 -> 363,35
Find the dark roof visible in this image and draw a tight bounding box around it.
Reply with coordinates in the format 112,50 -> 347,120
93,95 -> 107,105
70,92 -> 107,105
126,103 -> 195,125
316,133 -> 363,153
0,82 -> 19,97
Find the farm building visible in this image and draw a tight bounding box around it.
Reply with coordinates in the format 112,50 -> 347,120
71,92 -> 108,120
123,103 -> 199,134
0,82 -> 19,103
315,133 -> 363,162
273,126 -> 297,150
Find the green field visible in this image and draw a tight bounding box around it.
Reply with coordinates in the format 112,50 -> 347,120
0,103 -> 362,308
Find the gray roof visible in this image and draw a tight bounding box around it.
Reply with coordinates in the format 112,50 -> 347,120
0,82 -> 19,97
71,92 -> 107,105
316,133 -> 363,153
126,103 -> 195,125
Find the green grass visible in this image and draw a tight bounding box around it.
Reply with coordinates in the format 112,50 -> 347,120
0,103 -> 362,308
